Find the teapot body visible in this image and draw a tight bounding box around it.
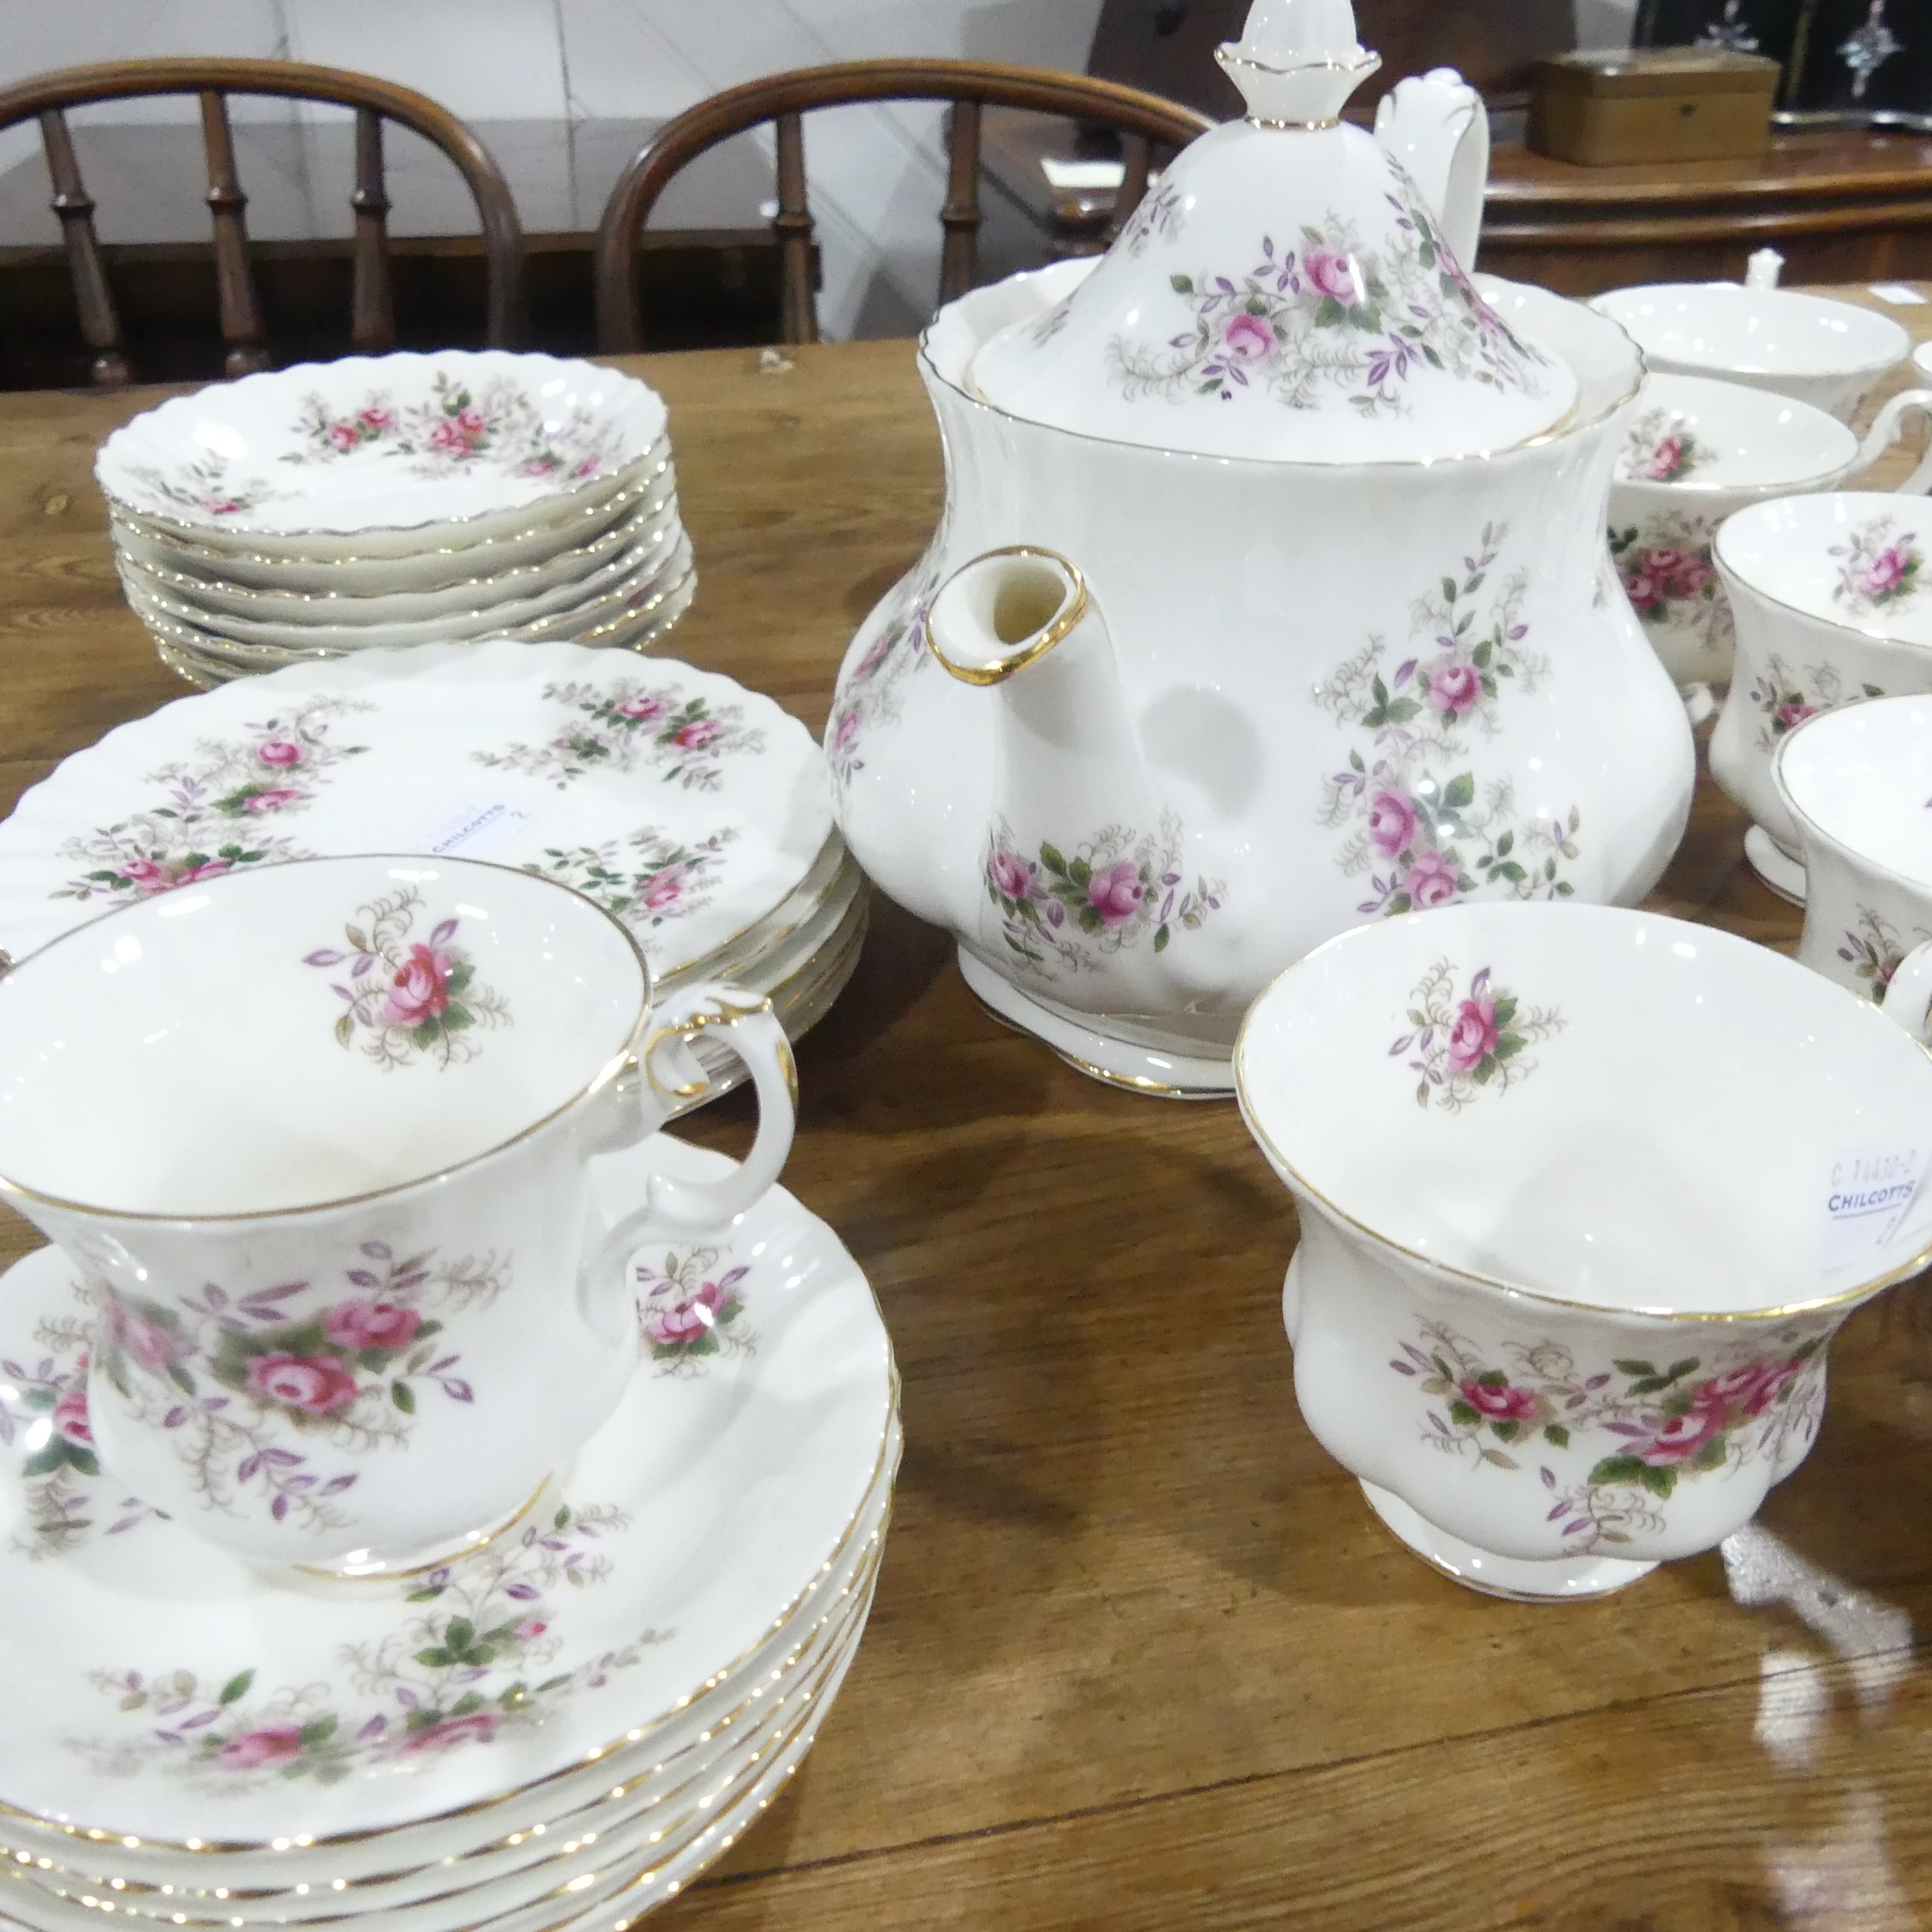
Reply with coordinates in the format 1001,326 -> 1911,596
829,266 -> 1694,1089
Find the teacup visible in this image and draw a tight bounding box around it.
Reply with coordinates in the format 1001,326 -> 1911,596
1775,695 -> 1932,1035
1711,491 -> 1932,903
1236,900 -> 1932,1601
0,854 -> 798,1574
1609,374 -> 1932,694
1592,283 -> 1909,422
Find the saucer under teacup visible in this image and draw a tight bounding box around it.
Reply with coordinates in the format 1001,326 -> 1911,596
0,1137 -> 895,1880
1237,900 -> 1932,1601
1591,283 -> 1909,422
1710,491 -> 1932,897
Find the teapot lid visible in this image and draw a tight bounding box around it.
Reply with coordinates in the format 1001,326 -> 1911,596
968,0 -> 1576,464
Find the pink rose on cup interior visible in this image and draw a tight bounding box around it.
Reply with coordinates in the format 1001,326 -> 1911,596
1223,312 -> 1277,360
641,864 -> 687,912
385,944 -> 453,1028
1428,660 -> 1482,717
646,1279 -> 728,1347
243,787 -> 302,814
216,1726 -> 306,1771
1406,851 -> 1461,908
52,1387 -> 92,1444
1858,548 -> 1911,598
1643,435 -> 1686,481
402,1711 -> 498,1753
321,1301 -> 422,1355
990,848 -> 1034,899
1445,996 -> 1499,1073
249,1350 -> 360,1417
256,739 -> 304,768
1088,859 -> 1146,927
1305,249 -> 1361,305
1637,1391 -> 1728,1464
1458,1376 -> 1537,1423
672,717 -> 721,751
1367,789 -> 1419,856
615,694 -> 667,722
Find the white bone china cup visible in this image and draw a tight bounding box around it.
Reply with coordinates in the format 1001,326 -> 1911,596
0,854 -> 798,1574
1237,900 -> 1932,1601
1775,694 -> 1932,1037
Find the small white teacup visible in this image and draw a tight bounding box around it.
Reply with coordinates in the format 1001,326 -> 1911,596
1592,283 -> 1909,422
1237,900 -> 1932,1601
1609,374 -> 1932,695
1711,491 -> 1932,902
0,854 -> 798,1574
1775,695 -> 1932,1035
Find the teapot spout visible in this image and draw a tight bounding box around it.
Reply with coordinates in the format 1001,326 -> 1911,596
925,545 -> 1166,912
1372,67 -> 1488,271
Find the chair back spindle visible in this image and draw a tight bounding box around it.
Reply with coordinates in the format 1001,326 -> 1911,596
0,58 -> 524,386
37,107 -> 128,386
593,60 -> 1211,352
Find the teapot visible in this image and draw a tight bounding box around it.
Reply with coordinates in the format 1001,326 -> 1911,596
827,0 -> 1694,1096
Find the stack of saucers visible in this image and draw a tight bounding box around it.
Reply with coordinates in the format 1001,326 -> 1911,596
0,1136 -> 898,1930
0,641 -> 863,1100
97,353 -> 694,687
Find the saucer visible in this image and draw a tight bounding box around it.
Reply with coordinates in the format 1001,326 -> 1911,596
1745,824 -> 1808,905
0,641 -> 830,979
0,1135 -> 895,1850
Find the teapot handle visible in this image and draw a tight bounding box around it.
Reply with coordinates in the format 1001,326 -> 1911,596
1853,388 -> 1932,496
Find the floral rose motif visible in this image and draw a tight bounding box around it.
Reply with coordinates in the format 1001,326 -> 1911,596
1830,515 -> 1925,614
614,694 -> 668,722
638,863 -> 688,912
1634,1390 -> 1730,1464
1445,997 -> 1500,1073
1855,546 -> 1911,601
108,1298 -> 179,1376
52,1387 -> 92,1444
1700,1361 -> 1797,1418
1088,859 -> 1147,927
1407,851 -> 1462,908
320,1301 -> 423,1354
514,1619 -> 548,1642
644,1277 -> 732,1349
247,1351 -> 361,1417
1304,248 -> 1361,304
1777,701 -> 1815,732
830,707 -> 863,757
990,848 -> 1035,900
1623,567 -> 1663,615
256,739 -> 304,768
216,1727 -> 307,1771
671,717 -> 722,751
1222,312 -> 1278,361
242,786 -> 302,814
1644,434 -> 1687,481
1427,660 -> 1482,717
400,1710 -> 499,1753
1458,1376 -> 1537,1422
385,943 -> 454,1028
1367,789 -> 1419,856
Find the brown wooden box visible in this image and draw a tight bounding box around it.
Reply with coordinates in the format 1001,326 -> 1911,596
1528,47 -> 1780,167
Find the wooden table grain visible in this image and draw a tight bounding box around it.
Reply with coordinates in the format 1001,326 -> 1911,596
6,287 -> 1932,1930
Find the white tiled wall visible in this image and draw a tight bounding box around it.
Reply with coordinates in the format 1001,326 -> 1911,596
0,0 -> 1107,338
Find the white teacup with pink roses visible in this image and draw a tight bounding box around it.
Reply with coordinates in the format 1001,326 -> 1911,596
0,854 -> 798,1575
1609,374 -> 1932,699
1237,900 -> 1932,1601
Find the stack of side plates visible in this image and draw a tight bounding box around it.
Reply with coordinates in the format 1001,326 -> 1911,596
0,1136 -> 898,1931
97,353 -> 695,688
0,642 -> 863,1103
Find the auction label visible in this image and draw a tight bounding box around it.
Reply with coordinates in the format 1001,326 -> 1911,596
413,798 -> 538,860
1822,1141 -> 1932,1270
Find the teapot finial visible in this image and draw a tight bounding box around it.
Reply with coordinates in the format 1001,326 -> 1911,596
1217,0 -> 1381,127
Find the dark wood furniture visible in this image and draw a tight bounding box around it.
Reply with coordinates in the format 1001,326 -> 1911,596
0,58 -> 524,386
1483,124 -> 1932,290
4,284 -> 1932,1926
593,60 -> 1211,351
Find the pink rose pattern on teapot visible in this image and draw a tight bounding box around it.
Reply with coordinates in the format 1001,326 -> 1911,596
1391,1318 -> 1829,1556
1319,524 -> 1584,916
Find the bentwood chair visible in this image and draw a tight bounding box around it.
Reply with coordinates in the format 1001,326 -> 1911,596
593,59 -> 1212,351
0,58 -> 525,386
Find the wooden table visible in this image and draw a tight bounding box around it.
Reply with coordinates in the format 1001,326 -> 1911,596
6,290 -> 1932,1929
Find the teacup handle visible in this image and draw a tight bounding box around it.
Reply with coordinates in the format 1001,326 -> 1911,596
1854,388 -> 1932,496
1878,941 -> 1932,1045
584,984 -> 799,1288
